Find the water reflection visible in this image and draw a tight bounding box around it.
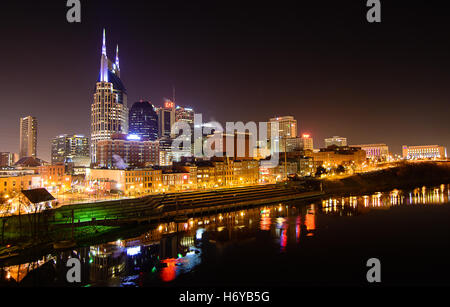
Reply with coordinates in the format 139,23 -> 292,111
321,184 -> 449,216
1,184 -> 449,286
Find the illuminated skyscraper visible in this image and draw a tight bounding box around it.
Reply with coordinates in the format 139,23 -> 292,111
175,106 -> 195,125
19,116 -> 37,159
300,134 -> 314,151
129,101 -> 159,141
157,100 -> 176,138
268,116 -> 297,139
91,29 -> 128,164
51,134 -> 90,166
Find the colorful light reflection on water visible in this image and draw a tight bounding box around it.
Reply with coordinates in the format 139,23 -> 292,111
1,184 -> 449,286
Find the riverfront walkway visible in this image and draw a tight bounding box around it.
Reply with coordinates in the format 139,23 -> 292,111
50,183 -> 323,227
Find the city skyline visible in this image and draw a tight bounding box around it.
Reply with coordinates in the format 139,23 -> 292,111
2,1 -> 450,290
1,0 -> 450,161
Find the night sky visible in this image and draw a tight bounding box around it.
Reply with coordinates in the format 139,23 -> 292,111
1,0 -> 449,161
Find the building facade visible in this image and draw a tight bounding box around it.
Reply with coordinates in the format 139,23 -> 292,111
0,152 -> 18,168
0,174 -> 42,196
96,134 -> 159,168
324,136 -> 347,148
129,101 -> 159,141
350,144 -> 389,160
85,168 -> 182,195
19,116 -> 37,159
300,134 -> 314,151
175,106 -> 195,125
307,146 -> 366,169
91,29 -> 128,163
267,116 -> 297,140
402,145 -> 447,160
51,134 -> 90,166
157,100 -> 176,138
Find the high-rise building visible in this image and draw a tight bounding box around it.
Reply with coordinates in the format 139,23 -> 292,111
158,137 -> 173,166
324,136 -> 347,148
91,29 -> 128,164
96,134 -> 159,168
0,152 -> 19,168
19,116 -> 37,159
129,101 -> 159,141
300,134 -> 314,151
174,105 -> 195,157
51,134 -> 90,166
175,106 -> 195,125
157,100 -> 176,138
268,116 -> 297,139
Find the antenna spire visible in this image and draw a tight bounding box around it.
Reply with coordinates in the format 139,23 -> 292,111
100,28 -> 108,82
102,28 -> 107,56
115,44 -> 120,69
172,85 -> 176,104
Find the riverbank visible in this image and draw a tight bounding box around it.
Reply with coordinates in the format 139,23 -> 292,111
321,162 -> 450,196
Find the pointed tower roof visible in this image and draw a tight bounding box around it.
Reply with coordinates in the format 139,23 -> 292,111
115,44 -> 120,70
102,28 -> 107,56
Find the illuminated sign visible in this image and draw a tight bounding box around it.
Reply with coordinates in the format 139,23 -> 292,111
164,101 -> 175,109
126,134 -> 141,141
126,246 -> 141,256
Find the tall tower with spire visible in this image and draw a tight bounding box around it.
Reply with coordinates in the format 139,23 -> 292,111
90,29 -> 128,164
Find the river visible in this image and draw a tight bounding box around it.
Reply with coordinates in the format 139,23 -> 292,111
1,184 -> 450,286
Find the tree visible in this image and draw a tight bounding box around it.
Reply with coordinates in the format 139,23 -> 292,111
315,166 -> 327,177
336,165 -> 346,175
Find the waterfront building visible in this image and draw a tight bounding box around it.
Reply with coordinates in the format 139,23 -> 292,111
324,136 -> 347,148
227,159 -> 259,186
260,160 -> 298,182
299,156 -> 321,177
38,164 -> 72,193
91,29 -> 128,163
402,145 -> 447,160
161,170 -> 191,192
193,161 -> 216,188
86,168 -> 164,195
350,144 -> 389,160
306,146 -> 366,169
157,100 -> 176,138
175,158 -> 260,189
19,116 -> 37,159
51,134 -> 90,166
0,174 -> 42,196
96,134 -> 159,168
129,101 -> 159,141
